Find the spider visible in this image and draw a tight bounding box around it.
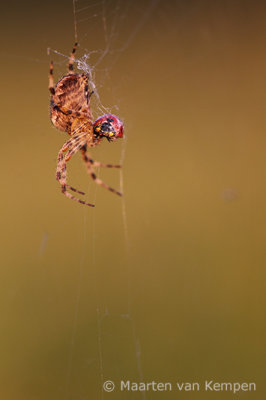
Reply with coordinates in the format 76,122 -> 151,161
49,43 -> 124,207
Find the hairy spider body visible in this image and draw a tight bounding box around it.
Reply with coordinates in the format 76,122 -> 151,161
50,73 -> 92,133
49,43 -> 124,206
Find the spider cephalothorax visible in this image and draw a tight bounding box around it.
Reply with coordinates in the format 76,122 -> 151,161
49,43 -> 124,207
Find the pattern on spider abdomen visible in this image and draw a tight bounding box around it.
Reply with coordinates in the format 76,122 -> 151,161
50,73 -> 91,133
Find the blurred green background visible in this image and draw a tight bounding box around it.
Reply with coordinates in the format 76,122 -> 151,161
1,0 -> 266,399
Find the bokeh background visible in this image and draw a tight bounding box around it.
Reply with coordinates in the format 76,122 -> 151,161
1,0 -> 266,399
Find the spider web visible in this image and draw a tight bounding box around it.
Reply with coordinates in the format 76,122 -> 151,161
50,1 -> 161,399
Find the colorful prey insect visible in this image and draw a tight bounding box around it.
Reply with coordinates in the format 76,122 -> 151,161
49,43 -> 124,206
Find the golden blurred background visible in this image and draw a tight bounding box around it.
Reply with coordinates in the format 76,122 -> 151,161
1,0 -> 266,399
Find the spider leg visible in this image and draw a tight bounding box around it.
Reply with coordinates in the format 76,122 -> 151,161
82,152 -> 122,168
56,135 -> 94,207
59,139 -> 88,190
56,134 -> 86,182
65,184 -> 85,195
68,42 -> 78,74
83,74 -> 94,106
49,61 -> 55,95
80,148 -> 122,197
61,187 -> 94,207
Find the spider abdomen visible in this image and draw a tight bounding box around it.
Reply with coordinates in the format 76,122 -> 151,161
50,73 -> 91,133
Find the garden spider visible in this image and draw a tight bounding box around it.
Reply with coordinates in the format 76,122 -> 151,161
49,43 -> 124,206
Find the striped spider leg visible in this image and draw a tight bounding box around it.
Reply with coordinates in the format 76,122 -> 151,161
80,148 -> 122,197
56,128 -> 95,207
